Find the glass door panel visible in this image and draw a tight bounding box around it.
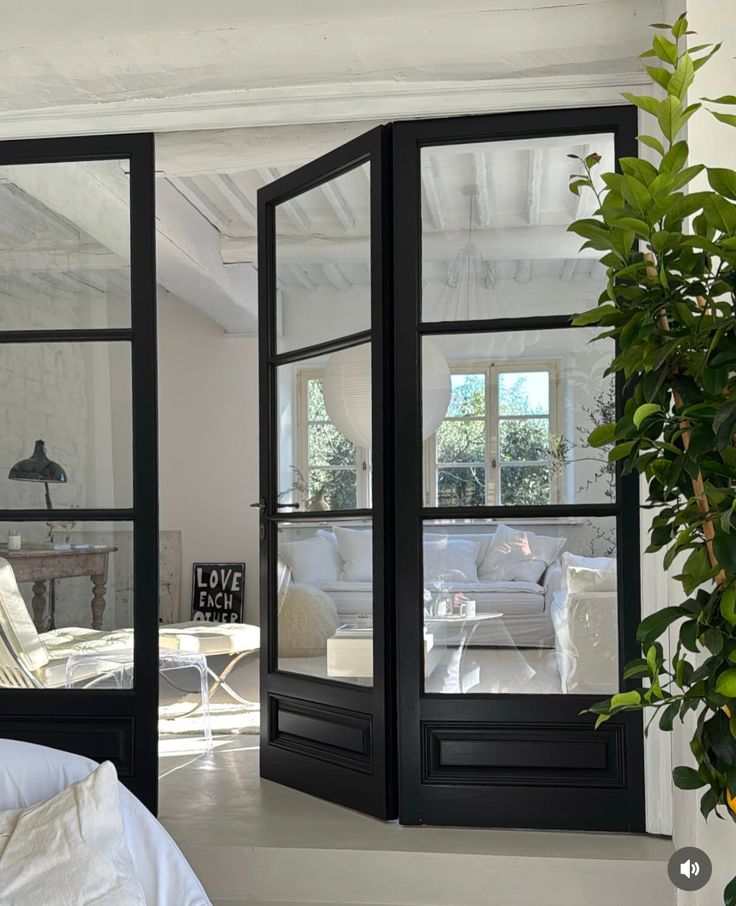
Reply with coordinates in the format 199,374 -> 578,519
422,329 -> 616,508
0,160 -> 131,330
420,133 -> 615,323
276,345 -> 372,511
421,516 -> 618,695
275,162 -> 371,353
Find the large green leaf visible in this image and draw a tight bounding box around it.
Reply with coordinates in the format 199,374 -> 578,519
672,765 -> 706,789
707,167 -> 736,200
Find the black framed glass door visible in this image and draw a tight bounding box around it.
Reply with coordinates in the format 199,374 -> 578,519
0,134 -> 158,810
258,127 -> 395,817
393,106 -> 645,830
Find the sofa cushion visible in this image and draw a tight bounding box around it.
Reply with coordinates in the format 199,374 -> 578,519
425,532 -> 493,566
334,525 -> 373,581
424,538 -> 480,583
280,534 -> 343,583
479,524 -> 565,583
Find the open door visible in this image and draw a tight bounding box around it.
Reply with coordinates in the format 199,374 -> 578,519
0,134 -> 159,810
258,127 -> 396,817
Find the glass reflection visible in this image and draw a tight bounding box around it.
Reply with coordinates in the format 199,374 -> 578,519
277,520 -> 373,687
423,518 -> 618,695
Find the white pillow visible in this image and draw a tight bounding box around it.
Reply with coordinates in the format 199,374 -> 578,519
425,532 -> 493,566
334,525 -> 373,581
0,761 -> 145,905
479,524 -> 565,584
424,538 -> 480,583
279,533 -> 343,583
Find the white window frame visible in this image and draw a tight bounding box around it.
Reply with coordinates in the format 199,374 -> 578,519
424,359 -> 560,507
297,368 -> 371,509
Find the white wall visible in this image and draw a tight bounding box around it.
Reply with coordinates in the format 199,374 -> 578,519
671,3 -> 736,903
157,292 -> 260,625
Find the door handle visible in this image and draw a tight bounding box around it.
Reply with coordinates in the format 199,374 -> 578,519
249,500 -> 301,512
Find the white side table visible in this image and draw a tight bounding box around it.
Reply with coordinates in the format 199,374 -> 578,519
65,649 -> 213,750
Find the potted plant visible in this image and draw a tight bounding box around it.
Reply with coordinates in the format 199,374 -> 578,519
568,15 -> 736,903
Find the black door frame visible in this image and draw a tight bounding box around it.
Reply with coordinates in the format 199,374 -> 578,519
258,125 -> 397,818
0,134 -> 159,811
392,105 -> 645,830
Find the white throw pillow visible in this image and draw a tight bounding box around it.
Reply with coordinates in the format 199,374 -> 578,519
334,525 -> 373,581
280,534 -> 343,583
479,524 -> 565,584
424,538 -> 480,584
425,532 -> 493,566
0,761 -> 145,905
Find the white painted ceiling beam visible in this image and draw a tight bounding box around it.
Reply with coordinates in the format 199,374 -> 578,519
156,123 -> 380,178
259,167 -> 311,233
211,174 -> 258,231
421,159 -> 446,232
0,161 -> 257,333
559,259 -> 578,282
526,149 -> 543,226
0,246 -> 123,273
321,181 -> 354,232
322,263 -> 352,291
473,152 -> 491,228
169,176 -> 232,233
289,264 -> 318,293
223,227 -> 598,266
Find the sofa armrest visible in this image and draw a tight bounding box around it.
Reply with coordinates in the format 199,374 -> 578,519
550,590 -> 618,694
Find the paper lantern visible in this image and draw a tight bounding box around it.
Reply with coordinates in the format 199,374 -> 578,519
323,340 -> 451,448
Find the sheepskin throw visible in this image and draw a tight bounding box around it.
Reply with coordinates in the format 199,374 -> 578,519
278,583 -> 339,658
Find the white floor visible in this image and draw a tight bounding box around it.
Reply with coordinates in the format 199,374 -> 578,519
157,656 -> 674,906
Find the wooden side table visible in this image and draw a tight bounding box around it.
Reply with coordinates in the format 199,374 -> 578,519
0,545 -> 117,630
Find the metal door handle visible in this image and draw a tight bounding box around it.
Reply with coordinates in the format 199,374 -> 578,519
276,502 -> 300,509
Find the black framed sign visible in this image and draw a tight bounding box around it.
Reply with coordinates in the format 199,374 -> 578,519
191,562 -> 245,623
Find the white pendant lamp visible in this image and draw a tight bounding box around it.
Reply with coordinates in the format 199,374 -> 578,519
323,340 -> 451,448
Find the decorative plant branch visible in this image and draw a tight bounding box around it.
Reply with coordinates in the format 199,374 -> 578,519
568,16 -> 736,904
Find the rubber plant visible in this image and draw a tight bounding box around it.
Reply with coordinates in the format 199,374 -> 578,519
568,15 -> 736,904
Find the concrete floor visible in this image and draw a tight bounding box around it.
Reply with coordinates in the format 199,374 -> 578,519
157,657 -> 675,906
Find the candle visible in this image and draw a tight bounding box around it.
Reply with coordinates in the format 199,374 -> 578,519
7,532 -> 21,551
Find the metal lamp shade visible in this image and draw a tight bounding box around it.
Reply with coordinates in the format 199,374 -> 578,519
323,340 -> 451,448
8,440 -> 68,484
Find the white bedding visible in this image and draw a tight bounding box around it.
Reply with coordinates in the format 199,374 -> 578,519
0,740 -> 211,906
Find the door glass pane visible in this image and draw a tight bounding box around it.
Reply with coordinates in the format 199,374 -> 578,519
276,163 -> 371,353
420,134 -> 615,322
422,517 -> 618,694
0,342 -> 133,509
0,520 -> 134,689
277,519 -> 373,687
422,330 -> 616,506
277,344 -> 371,511
0,161 -> 131,330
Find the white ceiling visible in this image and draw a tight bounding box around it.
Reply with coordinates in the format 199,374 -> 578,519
0,1 -> 663,333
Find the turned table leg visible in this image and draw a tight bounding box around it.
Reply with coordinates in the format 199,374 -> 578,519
91,574 -> 108,630
31,580 -> 48,631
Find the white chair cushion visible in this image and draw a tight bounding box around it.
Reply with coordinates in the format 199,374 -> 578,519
0,761 -> 146,905
159,621 -> 260,655
0,558 -> 49,671
0,739 -> 212,906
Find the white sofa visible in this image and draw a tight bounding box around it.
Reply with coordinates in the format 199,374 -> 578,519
280,523 -> 578,650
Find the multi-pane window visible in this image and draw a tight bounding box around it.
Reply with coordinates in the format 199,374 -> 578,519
427,363 -> 557,507
299,372 -> 370,510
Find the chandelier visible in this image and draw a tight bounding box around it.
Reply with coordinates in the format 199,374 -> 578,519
434,185 -> 498,322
